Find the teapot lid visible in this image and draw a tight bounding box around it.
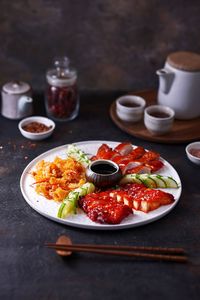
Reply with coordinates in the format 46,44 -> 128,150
167,51 -> 200,72
2,81 -> 31,94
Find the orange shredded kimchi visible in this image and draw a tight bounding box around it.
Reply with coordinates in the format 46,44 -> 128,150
31,157 -> 86,201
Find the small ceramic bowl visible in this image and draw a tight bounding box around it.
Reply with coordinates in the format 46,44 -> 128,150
86,159 -> 122,188
116,95 -> 146,122
144,105 -> 175,135
185,141 -> 200,166
18,116 -> 55,140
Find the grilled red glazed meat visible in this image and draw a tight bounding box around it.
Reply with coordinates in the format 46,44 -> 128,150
79,191 -> 132,224
79,183 -> 174,224
91,143 -> 164,174
120,183 -> 174,213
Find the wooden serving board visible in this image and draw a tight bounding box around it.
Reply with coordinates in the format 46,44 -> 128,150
109,90 -> 200,144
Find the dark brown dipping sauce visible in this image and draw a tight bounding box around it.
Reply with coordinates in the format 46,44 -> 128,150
121,101 -> 140,108
149,111 -> 170,118
22,122 -> 52,133
91,163 -> 117,175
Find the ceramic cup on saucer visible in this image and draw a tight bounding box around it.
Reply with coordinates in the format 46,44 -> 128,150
116,95 -> 146,123
144,105 -> 175,135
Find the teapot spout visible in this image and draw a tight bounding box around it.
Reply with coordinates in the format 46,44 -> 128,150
18,96 -> 33,118
156,68 -> 174,94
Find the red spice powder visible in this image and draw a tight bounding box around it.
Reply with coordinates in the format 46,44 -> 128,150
22,122 -> 52,133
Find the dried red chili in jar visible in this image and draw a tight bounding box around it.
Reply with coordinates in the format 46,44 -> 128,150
22,122 -> 52,133
45,57 -> 79,121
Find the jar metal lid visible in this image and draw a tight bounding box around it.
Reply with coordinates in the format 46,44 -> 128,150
46,69 -> 77,87
2,81 -> 31,94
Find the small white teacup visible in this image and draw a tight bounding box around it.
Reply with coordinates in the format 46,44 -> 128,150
116,95 -> 146,122
144,105 -> 175,135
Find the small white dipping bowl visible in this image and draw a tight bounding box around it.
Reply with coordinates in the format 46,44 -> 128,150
116,95 -> 146,122
18,116 -> 55,140
185,141 -> 200,166
144,105 -> 175,135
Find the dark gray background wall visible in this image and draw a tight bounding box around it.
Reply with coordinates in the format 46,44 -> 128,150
1,0 -> 200,92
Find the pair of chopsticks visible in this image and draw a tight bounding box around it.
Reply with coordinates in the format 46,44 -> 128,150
45,242 -> 188,263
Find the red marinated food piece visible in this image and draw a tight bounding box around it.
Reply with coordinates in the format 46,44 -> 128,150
120,183 -> 146,193
114,142 -> 133,156
128,146 -> 146,160
92,143 -> 164,174
79,182 -> 174,223
108,190 -> 133,208
145,160 -> 164,172
120,183 -> 174,213
124,164 -> 151,175
95,144 -> 116,160
79,191 -> 132,224
137,150 -> 160,162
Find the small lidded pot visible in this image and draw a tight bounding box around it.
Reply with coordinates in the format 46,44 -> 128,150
45,56 -> 79,121
86,160 -> 122,188
1,81 -> 33,119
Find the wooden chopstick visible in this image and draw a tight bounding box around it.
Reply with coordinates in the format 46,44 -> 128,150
45,244 -> 188,263
45,242 -> 185,254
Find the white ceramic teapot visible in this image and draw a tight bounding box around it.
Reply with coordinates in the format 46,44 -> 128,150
1,81 -> 33,119
156,51 -> 200,120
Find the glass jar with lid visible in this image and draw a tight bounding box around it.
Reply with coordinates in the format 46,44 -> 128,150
45,56 -> 79,121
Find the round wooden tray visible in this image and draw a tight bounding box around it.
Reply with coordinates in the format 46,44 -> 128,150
110,90 -> 200,144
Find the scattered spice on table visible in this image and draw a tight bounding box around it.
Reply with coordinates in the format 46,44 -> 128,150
22,122 -> 52,133
28,142 -> 37,149
6,141 -> 37,151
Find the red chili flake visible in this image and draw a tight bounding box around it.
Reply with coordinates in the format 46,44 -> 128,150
22,122 -> 52,133
29,143 -> 37,149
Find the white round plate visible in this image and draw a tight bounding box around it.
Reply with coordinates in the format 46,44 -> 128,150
20,141 -> 182,230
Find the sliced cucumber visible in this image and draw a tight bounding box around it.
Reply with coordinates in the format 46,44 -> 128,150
120,173 -> 157,187
138,174 -> 157,188
150,174 -> 167,188
66,144 -> 91,167
162,176 -> 179,188
57,182 -> 95,219
120,173 -> 179,188
58,201 -> 75,219
120,174 -> 142,185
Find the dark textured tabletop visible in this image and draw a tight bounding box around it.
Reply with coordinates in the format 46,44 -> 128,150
0,92 -> 200,300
